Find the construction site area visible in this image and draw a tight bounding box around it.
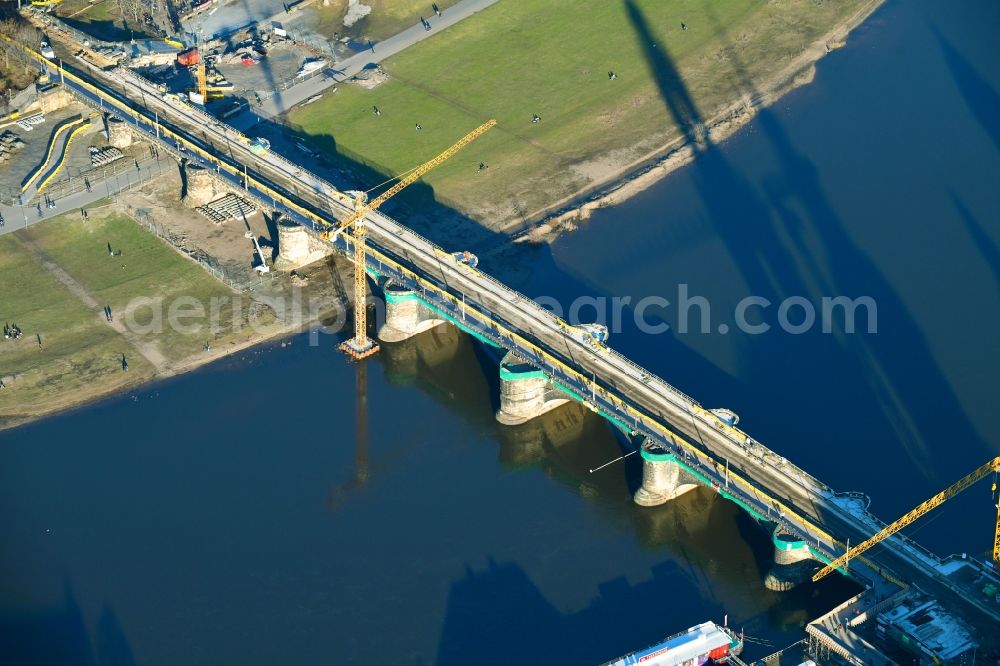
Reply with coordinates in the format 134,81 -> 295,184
2,2 -> 999,665
0,76 -> 353,429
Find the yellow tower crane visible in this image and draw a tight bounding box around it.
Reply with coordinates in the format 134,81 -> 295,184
197,60 -> 208,102
813,456 -> 1000,582
323,118 -> 496,360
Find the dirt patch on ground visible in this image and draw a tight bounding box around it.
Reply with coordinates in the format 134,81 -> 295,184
0,158 -> 356,431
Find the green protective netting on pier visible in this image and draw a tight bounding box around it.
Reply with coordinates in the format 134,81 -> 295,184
549,381 -> 634,435
772,531 -> 813,553
379,281 -> 848,576
408,291 -> 502,349
639,450 -> 769,523
388,287 -> 634,434
499,365 -> 548,381
383,287 -> 418,303
639,452 -> 851,576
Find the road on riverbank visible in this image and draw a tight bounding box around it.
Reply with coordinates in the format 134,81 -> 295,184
253,0 -> 500,119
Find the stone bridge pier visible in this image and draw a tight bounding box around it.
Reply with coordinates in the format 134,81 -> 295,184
495,352 -> 572,425
633,445 -> 700,506
765,525 -> 818,591
378,281 -> 449,342
273,216 -> 334,270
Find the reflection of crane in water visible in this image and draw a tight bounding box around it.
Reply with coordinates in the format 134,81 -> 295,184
319,119 -> 496,360
324,120 -> 495,507
328,360 -> 370,510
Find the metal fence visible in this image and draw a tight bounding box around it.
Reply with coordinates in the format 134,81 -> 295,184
125,204 -> 255,292
35,152 -> 155,202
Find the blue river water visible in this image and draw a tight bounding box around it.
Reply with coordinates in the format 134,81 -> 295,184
1,0 -> 998,663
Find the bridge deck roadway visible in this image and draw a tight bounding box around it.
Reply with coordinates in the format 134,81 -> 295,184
18,43 -> 1000,638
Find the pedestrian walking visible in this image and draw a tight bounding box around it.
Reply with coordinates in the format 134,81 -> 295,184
368,40 -> 375,53
432,3 -> 441,16
373,106 -> 381,116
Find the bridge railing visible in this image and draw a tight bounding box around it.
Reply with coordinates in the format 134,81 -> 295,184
48,42 -> 919,583
361,215 -> 858,565
112,67 -> 353,206
366,208 -> 706,412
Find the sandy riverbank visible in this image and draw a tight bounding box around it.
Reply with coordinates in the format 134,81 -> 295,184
515,0 -> 886,243
0,312 -> 344,433
0,175 -> 353,433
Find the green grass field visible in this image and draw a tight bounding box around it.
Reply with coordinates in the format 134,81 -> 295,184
0,211 -> 258,427
310,0 -> 462,43
0,230 -> 154,424
290,0 -> 873,229
19,213 -> 247,361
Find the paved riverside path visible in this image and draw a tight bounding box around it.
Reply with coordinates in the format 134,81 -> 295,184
0,156 -> 174,237
256,0 -> 501,118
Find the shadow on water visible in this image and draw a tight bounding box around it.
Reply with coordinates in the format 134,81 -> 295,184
433,525 -> 856,666
216,0 -> 980,562
95,605 -> 135,666
434,557 -> 703,666
621,0 -> 990,489
370,323 -> 859,665
933,27 -> 1000,152
951,192 -> 1000,292
0,579 -> 134,666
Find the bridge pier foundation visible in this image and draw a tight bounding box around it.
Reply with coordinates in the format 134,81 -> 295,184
633,445 -> 699,507
495,352 -> 571,425
378,281 -> 448,343
765,526 -> 817,591
273,216 -> 334,270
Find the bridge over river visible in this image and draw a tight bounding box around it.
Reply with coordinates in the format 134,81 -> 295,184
4,34 -> 999,661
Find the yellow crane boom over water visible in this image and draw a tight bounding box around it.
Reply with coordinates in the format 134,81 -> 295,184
813,456 -> 1000,581
328,118 -> 496,360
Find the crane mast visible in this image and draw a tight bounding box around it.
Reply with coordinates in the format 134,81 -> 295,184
333,119 -> 496,360
813,456 -> 1000,581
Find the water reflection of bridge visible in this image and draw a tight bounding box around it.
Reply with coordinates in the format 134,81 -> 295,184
20,37 -> 1000,661
375,325 -> 861,652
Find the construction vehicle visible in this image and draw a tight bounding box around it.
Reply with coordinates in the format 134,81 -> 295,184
813,456 -> 1000,581
319,119 -> 496,360
245,231 -> 270,274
